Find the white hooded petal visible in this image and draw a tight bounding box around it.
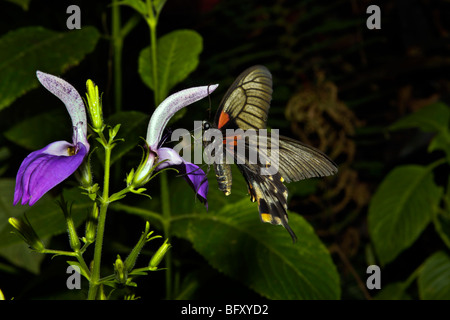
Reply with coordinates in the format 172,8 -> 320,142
146,84 -> 218,149
36,71 -> 89,150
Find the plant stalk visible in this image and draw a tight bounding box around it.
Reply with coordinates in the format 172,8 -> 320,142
87,139 -> 112,300
112,0 -> 123,113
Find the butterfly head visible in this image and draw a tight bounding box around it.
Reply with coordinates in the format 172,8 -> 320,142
202,120 -> 212,131
201,120 -> 217,144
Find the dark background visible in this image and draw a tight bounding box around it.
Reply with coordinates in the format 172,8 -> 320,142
0,0 -> 449,300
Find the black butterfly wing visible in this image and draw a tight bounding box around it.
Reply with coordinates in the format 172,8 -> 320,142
236,160 -> 297,242
232,140 -> 297,241
214,65 -> 272,130
230,134 -> 336,242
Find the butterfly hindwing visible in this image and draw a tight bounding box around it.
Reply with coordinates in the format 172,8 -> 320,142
259,134 -> 338,182
237,161 -> 297,242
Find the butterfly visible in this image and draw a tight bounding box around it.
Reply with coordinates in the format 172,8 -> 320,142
202,65 -> 337,242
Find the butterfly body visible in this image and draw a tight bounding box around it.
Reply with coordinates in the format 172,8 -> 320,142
203,65 -> 337,242
214,162 -> 232,196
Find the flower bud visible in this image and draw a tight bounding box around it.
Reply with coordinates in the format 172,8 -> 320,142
126,168 -> 135,186
84,203 -> 98,244
75,152 -> 99,201
124,222 -> 155,272
149,238 -> 171,271
131,146 -> 157,188
85,79 -> 104,131
77,158 -> 93,188
114,255 -> 127,284
59,198 -> 81,252
8,217 -> 45,252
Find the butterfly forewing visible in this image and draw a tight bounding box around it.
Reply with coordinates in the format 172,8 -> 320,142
215,65 -> 272,131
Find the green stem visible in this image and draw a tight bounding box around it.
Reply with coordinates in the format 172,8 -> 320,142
41,249 -> 78,257
87,203 -> 108,299
149,20 -> 159,105
145,0 -> 172,299
160,171 -> 173,299
112,0 -> 123,113
145,0 -> 160,105
75,250 -> 92,278
109,186 -> 131,202
71,251 -> 91,281
41,249 -> 91,280
160,172 -> 171,230
87,141 -> 113,300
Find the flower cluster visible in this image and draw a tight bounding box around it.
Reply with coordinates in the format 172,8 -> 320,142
14,71 -> 217,207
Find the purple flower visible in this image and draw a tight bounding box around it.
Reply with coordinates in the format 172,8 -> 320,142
14,71 -> 90,206
133,84 -> 218,207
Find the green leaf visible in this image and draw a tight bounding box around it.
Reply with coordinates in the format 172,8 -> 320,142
0,183 -> 92,248
171,199 -> 340,300
118,164 -> 340,299
117,0 -> 147,16
374,282 -> 411,300
389,102 -> 450,133
117,0 -> 166,20
4,109 -> 70,150
4,0 -> 31,10
66,261 -> 90,280
432,211 -> 450,249
418,251 -> 450,300
368,165 -> 443,265
428,130 -> 450,161
138,29 -> 203,104
0,146 -> 11,176
153,0 -> 167,15
0,26 -> 100,110
0,179 -> 41,273
0,179 -> 26,221
0,242 -> 45,274
390,102 -> 450,159
287,179 -> 319,198
0,180 -> 92,273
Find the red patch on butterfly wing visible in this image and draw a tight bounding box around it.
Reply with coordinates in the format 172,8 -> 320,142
222,135 -> 242,147
217,111 -> 230,129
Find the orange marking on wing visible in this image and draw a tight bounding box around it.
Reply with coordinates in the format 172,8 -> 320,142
217,111 -> 230,129
223,135 -> 242,147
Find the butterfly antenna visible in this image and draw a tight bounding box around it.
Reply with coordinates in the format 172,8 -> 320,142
206,84 -> 213,119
